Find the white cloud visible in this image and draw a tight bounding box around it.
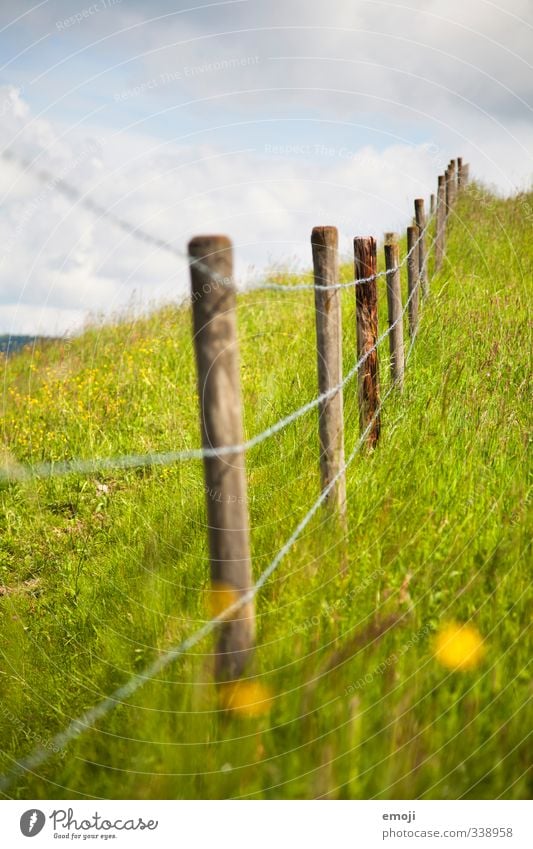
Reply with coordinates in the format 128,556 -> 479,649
0,0 -> 531,334
0,84 -> 454,334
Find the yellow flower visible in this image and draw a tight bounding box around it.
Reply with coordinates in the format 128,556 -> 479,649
434,622 -> 485,671
207,582 -> 239,620
219,680 -> 273,718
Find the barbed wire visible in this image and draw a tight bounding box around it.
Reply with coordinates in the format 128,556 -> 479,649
0,230 -> 437,483
2,149 -> 189,259
251,218 -> 434,292
2,148 -> 433,295
0,144 -> 438,788
0,268 -> 424,793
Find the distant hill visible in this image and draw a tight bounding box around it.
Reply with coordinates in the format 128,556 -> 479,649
0,335 -> 58,355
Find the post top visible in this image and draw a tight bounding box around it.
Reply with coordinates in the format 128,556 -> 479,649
188,235 -> 232,255
311,225 -> 338,247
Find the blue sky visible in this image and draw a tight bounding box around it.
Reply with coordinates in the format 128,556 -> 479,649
0,0 -> 531,334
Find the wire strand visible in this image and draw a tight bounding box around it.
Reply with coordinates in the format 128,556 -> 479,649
251,219 -> 433,292
1,231 -> 437,483
0,278 -> 421,792
0,145 -> 447,791
2,148 -> 433,294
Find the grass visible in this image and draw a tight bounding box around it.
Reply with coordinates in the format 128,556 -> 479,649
0,184 -> 531,800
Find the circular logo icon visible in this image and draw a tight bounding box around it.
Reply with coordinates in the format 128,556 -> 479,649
20,810 -> 46,837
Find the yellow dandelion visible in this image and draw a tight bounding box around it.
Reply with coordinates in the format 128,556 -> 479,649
219,680 -> 273,718
434,622 -> 485,671
207,582 -> 239,620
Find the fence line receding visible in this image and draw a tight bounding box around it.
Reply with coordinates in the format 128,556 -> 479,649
0,155 -> 469,792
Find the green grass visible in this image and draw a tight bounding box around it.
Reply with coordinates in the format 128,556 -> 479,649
0,184 -> 531,800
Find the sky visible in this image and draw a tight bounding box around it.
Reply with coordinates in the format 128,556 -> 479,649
0,0 -> 531,335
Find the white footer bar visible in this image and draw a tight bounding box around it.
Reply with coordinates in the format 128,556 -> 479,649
1,799 -> 530,848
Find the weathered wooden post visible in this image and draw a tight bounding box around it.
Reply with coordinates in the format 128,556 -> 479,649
414,198 -> 428,297
435,174 -> 446,270
384,233 -> 405,387
457,157 -> 463,191
406,224 -> 420,337
311,226 -> 347,521
430,194 -> 436,216
448,159 -> 457,209
353,237 -> 381,447
462,163 -> 470,186
445,165 -> 451,218
188,235 -> 254,682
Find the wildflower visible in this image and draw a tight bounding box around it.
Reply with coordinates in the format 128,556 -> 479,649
219,680 -> 273,718
207,582 -> 239,620
434,622 -> 485,671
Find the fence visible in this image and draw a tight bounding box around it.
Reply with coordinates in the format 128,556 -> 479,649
0,154 -> 468,790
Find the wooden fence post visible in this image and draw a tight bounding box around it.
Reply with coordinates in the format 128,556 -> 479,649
384,234 -> 405,387
430,194 -> 436,216
448,159 -> 457,209
414,198 -> 428,298
435,175 -> 446,270
457,157 -> 463,190
445,165 -> 452,218
407,224 -> 419,337
462,163 -> 470,186
353,237 -> 381,447
188,235 -> 255,683
311,226 -> 347,522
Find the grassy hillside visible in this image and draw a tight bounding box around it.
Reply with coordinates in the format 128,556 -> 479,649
0,184 -> 531,800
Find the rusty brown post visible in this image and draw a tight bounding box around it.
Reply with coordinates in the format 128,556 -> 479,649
353,236 -> 381,447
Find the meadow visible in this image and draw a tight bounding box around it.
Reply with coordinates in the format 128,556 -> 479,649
0,184 -> 531,799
